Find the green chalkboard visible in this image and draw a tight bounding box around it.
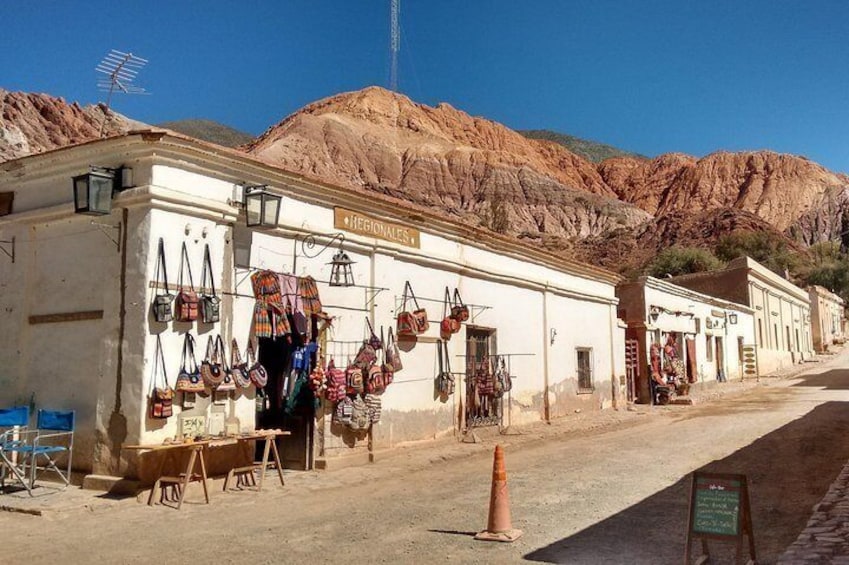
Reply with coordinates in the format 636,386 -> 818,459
692,476 -> 741,536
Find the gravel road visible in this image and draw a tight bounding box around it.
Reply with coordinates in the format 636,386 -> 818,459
3,350 -> 849,565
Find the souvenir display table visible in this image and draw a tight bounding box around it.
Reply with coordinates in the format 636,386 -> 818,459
123,429 -> 290,509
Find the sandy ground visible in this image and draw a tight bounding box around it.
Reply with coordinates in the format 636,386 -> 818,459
3,350 -> 849,565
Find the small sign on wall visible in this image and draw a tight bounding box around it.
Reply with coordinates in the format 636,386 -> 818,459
334,207 -> 421,248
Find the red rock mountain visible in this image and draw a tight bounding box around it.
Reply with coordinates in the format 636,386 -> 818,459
3,86 -> 848,271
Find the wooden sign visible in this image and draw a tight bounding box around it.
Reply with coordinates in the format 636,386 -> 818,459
742,344 -> 758,377
334,207 -> 420,248
686,472 -> 756,564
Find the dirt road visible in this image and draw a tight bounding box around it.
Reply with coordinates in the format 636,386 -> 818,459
4,351 -> 849,564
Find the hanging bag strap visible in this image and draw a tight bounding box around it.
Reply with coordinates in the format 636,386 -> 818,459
443,287 -> 451,318
444,341 -> 452,374
437,339 -> 445,376
150,335 -> 169,392
185,334 -> 199,372
154,238 -> 169,292
180,333 -> 191,373
217,335 -> 230,371
231,338 -> 243,366
178,242 -> 195,291
405,281 -> 420,310
201,243 -> 216,296
453,288 -> 465,309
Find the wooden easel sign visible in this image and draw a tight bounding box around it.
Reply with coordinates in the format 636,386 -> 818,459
685,472 -> 756,565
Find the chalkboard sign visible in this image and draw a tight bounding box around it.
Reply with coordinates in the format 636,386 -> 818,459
692,475 -> 742,536
685,472 -> 756,565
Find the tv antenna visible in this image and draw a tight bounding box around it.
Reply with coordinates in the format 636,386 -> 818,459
390,0 -> 400,92
95,49 -> 149,136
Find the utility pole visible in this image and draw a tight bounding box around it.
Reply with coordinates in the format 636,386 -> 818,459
390,0 -> 400,92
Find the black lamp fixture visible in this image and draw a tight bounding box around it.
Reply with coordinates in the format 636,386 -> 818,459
328,247 -> 355,287
293,231 -> 356,287
649,306 -> 661,322
244,184 -> 281,228
72,166 -> 130,216
729,313 -> 738,325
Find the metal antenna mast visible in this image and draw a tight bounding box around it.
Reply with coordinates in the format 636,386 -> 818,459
390,0 -> 400,91
95,49 -> 149,136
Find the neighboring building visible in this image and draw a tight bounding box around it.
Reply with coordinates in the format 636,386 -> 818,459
617,276 -> 755,404
0,130 -> 627,481
808,285 -> 845,352
669,257 -> 813,375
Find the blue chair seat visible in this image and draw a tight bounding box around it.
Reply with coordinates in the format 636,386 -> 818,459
5,445 -> 67,455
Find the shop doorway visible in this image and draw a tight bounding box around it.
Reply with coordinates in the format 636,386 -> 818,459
738,336 -> 745,379
715,337 -> 725,382
624,339 -> 639,403
464,327 -> 501,429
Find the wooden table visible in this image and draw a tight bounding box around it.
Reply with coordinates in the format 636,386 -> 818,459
124,429 -> 291,509
222,430 -> 290,492
124,441 -> 210,510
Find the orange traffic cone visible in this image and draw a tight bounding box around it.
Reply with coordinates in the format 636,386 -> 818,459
475,444 -> 523,542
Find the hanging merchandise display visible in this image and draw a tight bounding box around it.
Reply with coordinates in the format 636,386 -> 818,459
200,335 -> 225,387
333,396 -> 354,426
298,276 -> 323,317
250,269 -> 285,338
325,358 -> 347,402
366,361 -> 386,394
450,288 -> 470,323
345,362 -> 364,395
279,273 -> 308,334
366,317 -> 383,350
308,361 -> 327,398
216,335 -> 237,392
349,395 -> 370,431
397,281 -> 429,336
230,339 -> 252,389
435,339 -> 455,398
476,359 -> 496,396
353,318 -> 378,370
364,393 -> 382,424
494,355 -> 512,395
440,287 -> 460,341
384,327 -> 403,373
175,333 -> 205,393
200,244 -> 221,324
152,238 -> 175,323
175,242 -> 199,322
245,339 -> 269,388
149,335 -> 173,419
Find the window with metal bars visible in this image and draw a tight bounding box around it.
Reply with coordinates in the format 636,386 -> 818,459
576,347 -> 593,392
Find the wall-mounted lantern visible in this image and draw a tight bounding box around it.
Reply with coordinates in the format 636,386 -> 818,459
72,167 -> 131,216
649,306 -> 661,322
244,185 -> 281,228
328,248 -> 356,287
729,313 -> 738,325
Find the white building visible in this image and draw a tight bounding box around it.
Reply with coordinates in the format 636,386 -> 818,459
617,276 -> 756,403
808,285 -> 845,353
0,130 -> 627,480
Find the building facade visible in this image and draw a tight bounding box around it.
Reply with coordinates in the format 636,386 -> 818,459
808,285 -> 845,353
0,131 -> 627,478
617,276 -> 755,404
669,257 -> 813,375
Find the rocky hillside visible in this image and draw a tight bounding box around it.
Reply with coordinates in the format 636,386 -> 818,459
0,89 -> 140,162
157,119 -> 253,148
520,129 -> 646,163
243,87 -> 650,239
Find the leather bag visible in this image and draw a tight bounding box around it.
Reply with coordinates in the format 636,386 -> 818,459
175,242 -> 199,322
200,244 -> 221,324
230,339 -> 252,389
397,281 -> 428,336
149,335 -> 173,419
175,333 -> 205,393
435,339 -> 455,398
246,339 -> 268,388
151,238 -> 175,322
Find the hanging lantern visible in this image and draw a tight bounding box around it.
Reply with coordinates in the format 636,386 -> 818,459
328,248 -> 355,287
729,313 -> 738,325
244,185 -> 281,228
72,170 -> 115,215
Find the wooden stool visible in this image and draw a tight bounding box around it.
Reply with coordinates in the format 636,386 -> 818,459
222,433 -> 285,492
146,444 -> 209,510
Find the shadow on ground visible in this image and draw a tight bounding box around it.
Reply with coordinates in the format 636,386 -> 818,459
524,397 -> 849,564
791,369 -> 849,391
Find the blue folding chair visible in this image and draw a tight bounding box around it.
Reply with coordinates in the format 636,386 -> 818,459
5,409 -> 75,493
0,406 -> 31,494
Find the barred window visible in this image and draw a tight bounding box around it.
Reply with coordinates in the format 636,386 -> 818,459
576,348 -> 593,392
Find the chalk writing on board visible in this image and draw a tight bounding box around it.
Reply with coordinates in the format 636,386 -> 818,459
692,477 -> 742,536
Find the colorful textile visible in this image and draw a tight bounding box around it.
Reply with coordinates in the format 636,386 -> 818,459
298,276 -> 322,316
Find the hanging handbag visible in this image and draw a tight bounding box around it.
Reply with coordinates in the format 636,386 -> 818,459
346,362 -> 364,395
246,339 -> 268,388
384,327 -> 403,373
200,244 -> 221,324
495,355 -> 512,394
349,396 -> 370,431
175,242 -> 199,322
149,335 -> 173,419
353,341 -> 377,371
440,287 -> 459,341
215,335 -> 236,391
309,362 -> 327,398
230,339 -> 252,389
366,317 -> 383,350
366,363 -> 387,395
151,238 -> 175,323
364,393 -> 382,424
477,359 -> 495,396
325,358 -> 347,402
175,333 -> 205,393
397,281 -> 429,336
450,288 -> 470,323
333,396 -> 354,426
200,335 -> 225,387
435,339 -> 455,397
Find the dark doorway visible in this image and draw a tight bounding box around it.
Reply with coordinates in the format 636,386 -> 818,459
464,326 -> 500,429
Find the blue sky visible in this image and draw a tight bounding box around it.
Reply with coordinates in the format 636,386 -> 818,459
3,1 -> 849,172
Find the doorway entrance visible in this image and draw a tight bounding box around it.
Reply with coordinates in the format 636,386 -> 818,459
464,327 -> 501,429
715,336 -> 725,382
